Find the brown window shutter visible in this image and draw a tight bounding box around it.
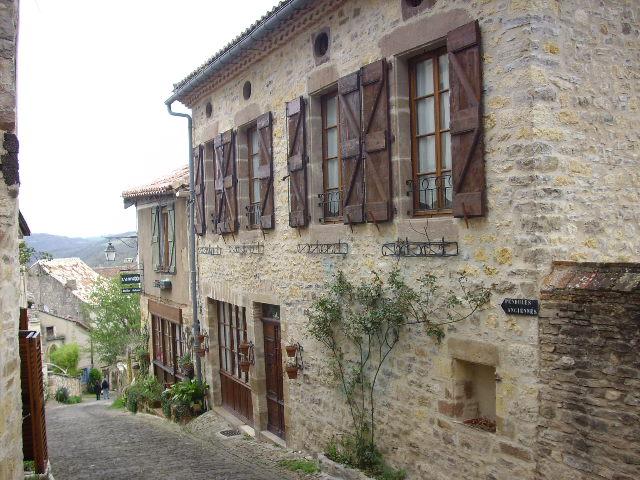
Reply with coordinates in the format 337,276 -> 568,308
286,97 -> 308,228
256,111 -> 275,229
194,144 -> 206,235
448,20 -> 485,218
361,59 -> 392,223
338,71 -> 364,224
213,129 -> 238,234
203,141 -> 216,233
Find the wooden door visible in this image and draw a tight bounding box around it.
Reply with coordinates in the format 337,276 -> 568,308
217,301 -> 253,425
262,305 -> 285,438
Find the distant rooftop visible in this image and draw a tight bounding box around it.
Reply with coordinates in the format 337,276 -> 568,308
31,257 -> 101,304
122,165 -> 189,204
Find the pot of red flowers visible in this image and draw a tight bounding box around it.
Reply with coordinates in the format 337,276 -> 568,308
239,341 -> 251,356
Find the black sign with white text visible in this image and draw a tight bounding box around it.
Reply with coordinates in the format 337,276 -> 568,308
121,287 -> 142,294
501,298 -> 539,316
120,273 -> 141,284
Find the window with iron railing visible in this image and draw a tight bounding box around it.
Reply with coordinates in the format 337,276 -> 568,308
410,48 -> 452,214
321,91 -> 342,221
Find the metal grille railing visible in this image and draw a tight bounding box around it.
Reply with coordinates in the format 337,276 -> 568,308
417,173 -> 453,211
245,203 -> 262,228
318,189 -> 342,221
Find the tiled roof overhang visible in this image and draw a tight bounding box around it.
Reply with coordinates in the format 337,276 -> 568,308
168,0 -> 347,108
122,166 -> 189,208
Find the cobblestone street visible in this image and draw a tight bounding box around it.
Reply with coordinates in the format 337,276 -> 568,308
46,399 -> 315,480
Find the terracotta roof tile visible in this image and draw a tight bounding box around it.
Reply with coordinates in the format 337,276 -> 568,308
122,165 -> 189,200
34,258 -> 101,304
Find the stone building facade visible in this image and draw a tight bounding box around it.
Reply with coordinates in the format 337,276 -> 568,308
28,258 -> 100,370
122,166 -> 193,385
164,1 -> 639,479
0,0 -> 24,478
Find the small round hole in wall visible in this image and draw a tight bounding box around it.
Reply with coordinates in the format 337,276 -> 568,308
314,31 -> 329,57
406,0 -> 424,6
205,102 -> 212,118
243,81 -> 252,100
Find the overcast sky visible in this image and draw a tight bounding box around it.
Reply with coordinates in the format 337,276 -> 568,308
17,0 -> 280,237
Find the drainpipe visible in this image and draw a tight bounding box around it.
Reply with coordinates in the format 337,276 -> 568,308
165,100 -> 202,383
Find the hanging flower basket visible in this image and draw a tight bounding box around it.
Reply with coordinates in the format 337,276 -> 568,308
196,348 -> 206,358
285,344 -> 298,357
239,341 -> 251,356
197,334 -> 206,344
285,365 -> 298,379
240,359 -> 251,373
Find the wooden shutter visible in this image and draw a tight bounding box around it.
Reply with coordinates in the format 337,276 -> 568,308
338,71 -> 364,224
361,59 -> 392,223
167,204 -> 176,273
256,112 -> 275,229
203,142 -> 216,233
151,206 -> 160,270
448,20 -> 485,218
194,144 -> 205,235
286,97 -> 308,228
214,129 -> 238,234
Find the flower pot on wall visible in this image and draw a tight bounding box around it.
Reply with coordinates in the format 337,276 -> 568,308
285,365 -> 298,379
285,345 -> 298,357
239,341 -> 250,356
240,360 -> 251,373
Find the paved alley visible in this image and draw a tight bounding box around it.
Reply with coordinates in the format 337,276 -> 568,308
46,400 -> 306,480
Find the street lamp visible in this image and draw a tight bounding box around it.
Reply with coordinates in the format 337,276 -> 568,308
104,242 -> 117,262
103,235 -> 138,262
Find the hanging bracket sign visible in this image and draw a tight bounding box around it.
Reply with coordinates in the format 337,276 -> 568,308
501,298 -> 539,316
120,273 -> 141,285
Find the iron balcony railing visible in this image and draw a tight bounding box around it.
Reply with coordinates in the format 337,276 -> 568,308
416,173 -> 453,211
318,189 -> 342,222
245,203 -> 262,228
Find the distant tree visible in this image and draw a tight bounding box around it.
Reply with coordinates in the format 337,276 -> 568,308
84,277 -> 142,382
19,241 -> 53,266
49,343 -> 80,376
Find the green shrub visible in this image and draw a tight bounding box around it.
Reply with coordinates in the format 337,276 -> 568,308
67,396 -> 82,404
86,368 -> 102,393
277,459 -> 320,474
23,460 -> 35,472
110,397 -> 126,409
161,389 -> 172,419
54,387 -> 69,403
325,436 -> 406,480
167,379 -> 207,406
140,375 -> 163,403
50,343 -> 80,376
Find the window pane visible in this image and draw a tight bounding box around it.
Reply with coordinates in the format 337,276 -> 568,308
253,179 -> 261,202
417,97 -> 435,135
440,90 -> 450,130
418,135 -> 436,173
251,129 -> 259,154
416,58 -> 434,96
325,96 -> 337,127
418,175 -> 437,210
443,173 -> 453,209
439,54 -> 449,90
327,158 -> 339,189
326,127 -> 338,158
442,131 -> 452,170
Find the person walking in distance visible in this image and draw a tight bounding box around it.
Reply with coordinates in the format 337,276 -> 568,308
101,378 -> 110,400
94,379 -> 101,401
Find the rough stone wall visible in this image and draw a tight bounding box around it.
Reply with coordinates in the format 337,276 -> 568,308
184,1 -> 640,479
537,263 -> 640,480
48,373 -> 81,399
28,264 -> 89,324
0,0 -> 23,478
32,310 -> 92,369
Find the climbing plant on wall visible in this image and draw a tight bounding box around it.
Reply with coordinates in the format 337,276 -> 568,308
306,268 -> 490,478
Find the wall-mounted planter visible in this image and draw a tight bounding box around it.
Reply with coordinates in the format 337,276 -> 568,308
285,344 -> 298,357
239,341 -> 251,356
240,359 -> 251,373
285,365 -> 298,379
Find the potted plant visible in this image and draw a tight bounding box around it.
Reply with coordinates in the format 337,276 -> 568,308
239,340 -> 251,356
178,353 -> 195,378
285,360 -> 298,379
285,344 -> 298,357
239,358 -> 251,373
